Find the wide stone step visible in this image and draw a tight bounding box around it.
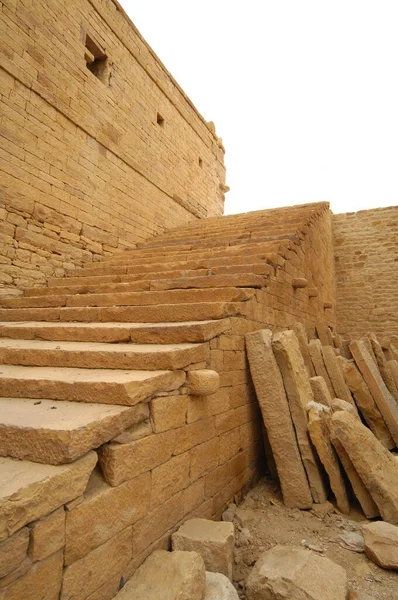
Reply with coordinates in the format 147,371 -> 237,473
0,301 -> 246,323
0,338 -> 208,370
0,319 -> 230,343
0,365 -> 186,405
0,398 -> 149,465
0,287 -> 256,309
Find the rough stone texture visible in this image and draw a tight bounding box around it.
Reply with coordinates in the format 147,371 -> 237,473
28,507 -> 65,562
150,394 -> 187,433
0,550 -> 63,600
307,405 -> 350,514
331,411 -> 398,524
187,370 -> 220,396
245,330 -> 312,509
291,322 -> 315,377
389,360 -> 398,390
368,333 -> 398,402
246,545 -> 348,600
272,331 -> 327,504
338,356 -> 394,448
309,376 -> 332,407
321,344 -> 356,408
308,339 -> 335,396
114,550 -> 206,600
204,571 -> 239,599
350,339 -> 398,445
0,527 -> 29,578
0,452 -> 97,541
172,518 -> 234,580
361,521 -> 398,570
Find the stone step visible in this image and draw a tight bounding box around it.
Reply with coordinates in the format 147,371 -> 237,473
0,398 -> 150,465
0,365 -> 186,405
0,301 -> 246,323
0,287 -> 256,309
0,338 -> 208,370
23,272 -> 268,298
0,319 -> 230,344
47,263 -> 272,289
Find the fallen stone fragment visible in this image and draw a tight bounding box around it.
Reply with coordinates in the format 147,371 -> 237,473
331,411 -> 398,525
221,504 -> 236,523
114,550 -> 206,600
361,521 -> 398,570
339,531 -> 365,553
245,330 -> 312,509
350,340 -> 398,446
246,545 -> 348,600
309,376 -> 332,407
0,528 -> 29,578
172,518 -> 234,580
368,333 -> 398,403
308,339 -> 334,397
322,345 -> 356,408
301,539 -> 324,552
272,331 -> 327,504
311,501 -> 335,519
203,571 -> 239,600
338,356 -> 394,448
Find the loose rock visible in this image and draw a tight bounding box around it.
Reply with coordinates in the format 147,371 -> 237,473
204,571 -> 239,600
361,521 -> 398,570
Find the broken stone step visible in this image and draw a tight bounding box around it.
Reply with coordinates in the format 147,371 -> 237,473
0,398 -> 150,465
0,319 -> 230,344
0,302 -> 246,323
0,339 -> 208,370
0,365 -> 186,405
24,279 -> 151,297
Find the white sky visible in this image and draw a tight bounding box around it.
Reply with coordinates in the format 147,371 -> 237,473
120,0 -> 398,215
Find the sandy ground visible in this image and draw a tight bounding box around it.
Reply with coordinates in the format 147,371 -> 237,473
230,477 -> 398,599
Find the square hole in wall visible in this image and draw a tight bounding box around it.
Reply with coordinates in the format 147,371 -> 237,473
82,29 -> 110,85
157,113 -> 165,127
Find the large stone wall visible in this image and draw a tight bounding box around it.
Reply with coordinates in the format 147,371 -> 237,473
333,206 -> 398,339
0,0 -> 225,294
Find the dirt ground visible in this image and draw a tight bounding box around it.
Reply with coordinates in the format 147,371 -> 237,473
230,477 -> 398,600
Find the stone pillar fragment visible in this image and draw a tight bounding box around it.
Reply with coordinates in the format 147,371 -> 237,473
309,376 -> 332,407
321,345 -> 356,410
308,339 -> 334,397
291,322 -> 315,377
369,333 -> 398,403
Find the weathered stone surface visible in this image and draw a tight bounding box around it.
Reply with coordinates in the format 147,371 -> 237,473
308,339 -> 334,396
272,331 -> 327,504
0,397 -> 149,464
114,550 -> 206,600
0,550 -> 63,600
309,376 -> 332,407
28,507 -> 65,562
361,521 -> 398,570
330,398 -> 360,419
187,370 -> 220,396
0,527 -> 29,578
204,571 -> 239,599
291,322 -> 315,377
246,545 -> 347,600
321,345 -> 356,408
245,330 -> 312,509
338,356 -> 394,448
150,394 -> 187,433
65,468 -> 150,565
0,452 -> 97,541
331,411 -> 398,524
350,340 -> 398,445
369,333 -> 398,402
172,518 -> 234,580
61,528 -> 132,600
388,360 -> 398,392
307,404 -> 350,514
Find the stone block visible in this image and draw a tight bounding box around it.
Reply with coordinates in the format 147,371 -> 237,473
28,507 -> 65,562
187,370 -> 220,396
151,453 -> 190,509
190,438 -> 219,482
0,550 -> 63,600
204,571 -> 239,599
0,527 -> 29,578
361,521 -> 398,570
172,518 -> 234,580
150,394 -> 187,432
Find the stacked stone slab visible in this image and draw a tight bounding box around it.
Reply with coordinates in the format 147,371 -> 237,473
0,203 -> 336,599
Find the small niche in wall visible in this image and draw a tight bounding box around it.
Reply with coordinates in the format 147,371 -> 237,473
199,157 -> 203,168
82,28 -> 110,85
157,113 -> 165,127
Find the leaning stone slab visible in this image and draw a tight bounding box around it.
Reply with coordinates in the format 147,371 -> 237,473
307,404 -> 350,514
368,333 -> 398,402
388,360 -> 398,392
272,331 -> 327,504
0,550 -> 63,600
172,518 -> 234,580
0,527 -> 29,578
308,339 -> 334,396
291,322 -> 315,377
204,571 -> 239,599
309,376 -> 332,407
331,411 -> 398,525
321,345 -> 356,409
113,550 -> 206,600
338,356 -> 394,448
350,340 -> 398,446
361,521 -> 398,570
246,545 -> 348,600
0,452 -> 97,541
245,330 -> 312,509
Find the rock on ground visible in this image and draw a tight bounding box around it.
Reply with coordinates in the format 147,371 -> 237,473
114,550 -> 206,600
203,571 -> 239,599
246,545 -> 348,600
361,521 -> 398,570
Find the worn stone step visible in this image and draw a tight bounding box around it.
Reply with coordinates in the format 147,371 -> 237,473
0,287 -> 256,309
0,319 -> 230,344
0,398 -> 150,465
0,339 -> 208,370
0,365 -> 186,405
0,301 -> 246,323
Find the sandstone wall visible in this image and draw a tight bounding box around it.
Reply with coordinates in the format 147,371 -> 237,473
0,0 -> 225,294
333,206 -> 398,339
